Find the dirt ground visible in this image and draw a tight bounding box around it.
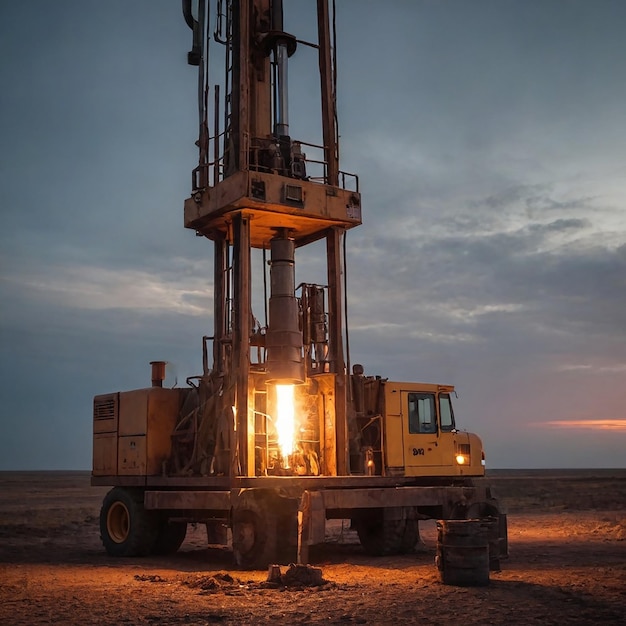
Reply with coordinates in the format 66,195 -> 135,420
1,470 -> 625,625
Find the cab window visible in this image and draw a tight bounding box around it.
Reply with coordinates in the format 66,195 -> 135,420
439,394 -> 455,432
408,393 -> 437,434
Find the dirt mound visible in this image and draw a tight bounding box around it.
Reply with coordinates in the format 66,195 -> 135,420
176,565 -> 332,595
592,516 -> 626,540
182,572 -> 244,593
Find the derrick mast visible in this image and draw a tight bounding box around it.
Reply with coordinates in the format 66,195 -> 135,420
182,0 -> 361,478
92,2 -> 508,569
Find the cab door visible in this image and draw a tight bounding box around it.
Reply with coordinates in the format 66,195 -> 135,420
401,391 -> 443,471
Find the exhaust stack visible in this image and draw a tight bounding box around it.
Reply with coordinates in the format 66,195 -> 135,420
150,361 -> 166,387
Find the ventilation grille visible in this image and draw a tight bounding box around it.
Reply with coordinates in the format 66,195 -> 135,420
284,184 -> 303,204
94,396 -> 116,420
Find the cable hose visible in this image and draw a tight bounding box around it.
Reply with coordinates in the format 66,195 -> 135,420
343,230 -> 351,390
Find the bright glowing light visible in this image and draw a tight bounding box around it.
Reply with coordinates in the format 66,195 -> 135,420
275,384 -> 295,460
455,454 -> 466,465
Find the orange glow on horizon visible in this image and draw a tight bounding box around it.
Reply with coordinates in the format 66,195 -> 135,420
543,419 -> 626,431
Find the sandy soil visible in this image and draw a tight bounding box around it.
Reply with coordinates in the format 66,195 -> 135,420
1,470 -> 625,625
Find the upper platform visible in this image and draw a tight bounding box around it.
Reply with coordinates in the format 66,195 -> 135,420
184,170 -> 361,248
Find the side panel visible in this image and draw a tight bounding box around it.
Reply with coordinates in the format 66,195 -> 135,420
93,433 -> 117,475
146,388 -> 180,475
119,390 -> 148,436
118,436 -> 146,474
383,414 -> 404,469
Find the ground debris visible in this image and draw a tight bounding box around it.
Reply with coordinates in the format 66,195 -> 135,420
134,574 -> 167,583
182,572 -> 244,593
593,516 -> 626,541
266,563 -> 330,588
180,565 -> 332,597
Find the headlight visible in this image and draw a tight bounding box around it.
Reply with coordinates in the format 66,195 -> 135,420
455,443 -> 471,465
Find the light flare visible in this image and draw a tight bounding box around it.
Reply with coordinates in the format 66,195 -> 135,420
275,384 -> 296,461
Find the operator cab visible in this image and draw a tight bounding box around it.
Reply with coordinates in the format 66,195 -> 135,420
383,381 -> 485,478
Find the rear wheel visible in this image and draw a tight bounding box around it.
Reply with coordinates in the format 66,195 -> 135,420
354,507 -> 420,556
99,487 -> 158,557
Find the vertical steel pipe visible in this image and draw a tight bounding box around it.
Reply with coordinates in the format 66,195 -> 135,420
266,232 -> 304,384
275,42 -> 289,136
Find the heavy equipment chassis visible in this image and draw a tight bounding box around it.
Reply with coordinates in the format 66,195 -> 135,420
93,474 -> 507,568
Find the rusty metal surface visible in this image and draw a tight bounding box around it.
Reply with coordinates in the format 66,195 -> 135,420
144,490 -> 231,511
139,474 -> 474,490
90,475 -> 146,488
320,485 -> 482,510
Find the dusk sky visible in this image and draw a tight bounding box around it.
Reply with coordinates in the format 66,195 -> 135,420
1,0 -> 625,470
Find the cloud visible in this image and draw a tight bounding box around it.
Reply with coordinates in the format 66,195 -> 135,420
1,260 -> 212,317
556,363 -> 626,374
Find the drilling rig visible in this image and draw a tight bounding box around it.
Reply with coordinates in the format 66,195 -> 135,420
92,0 -> 507,568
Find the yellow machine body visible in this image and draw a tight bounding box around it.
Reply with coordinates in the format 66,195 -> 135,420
92,377 -> 485,480
92,388 -> 180,477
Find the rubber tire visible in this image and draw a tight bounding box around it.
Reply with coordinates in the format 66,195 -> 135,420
99,487 -> 159,557
354,508 -> 419,556
152,521 -> 187,555
465,501 -> 499,519
232,492 -> 278,569
399,517 -> 420,553
231,490 -> 299,569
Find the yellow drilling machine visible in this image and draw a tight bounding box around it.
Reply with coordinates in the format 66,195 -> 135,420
92,0 -> 507,568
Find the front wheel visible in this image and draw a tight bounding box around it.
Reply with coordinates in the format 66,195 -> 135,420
99,487 -> 158,557
231,490 -> 298,569
232,493 -> 276,569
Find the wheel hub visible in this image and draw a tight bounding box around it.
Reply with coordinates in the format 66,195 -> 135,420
107,501 -> 130,543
